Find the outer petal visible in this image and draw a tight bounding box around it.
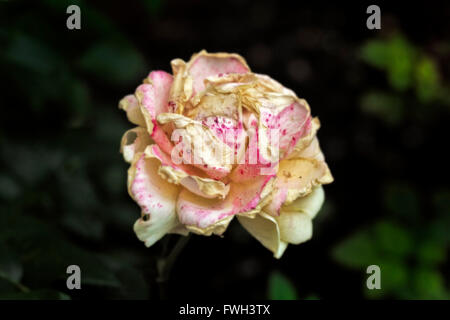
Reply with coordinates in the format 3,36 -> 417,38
276,186 -> 325,244
287,117 -> 321,159
281,185 -> 325,219
237,212 -> 288,259
119,94 -> 146,127
187,50 -> 250,94
120,127 -> 152,163
264,158 -> 332,216
230,95 -> 311,182
296,136 -> 326,161
135,71 -> 174,155
176,175 -> 274,235
145,144 -> 230,199
258,99 -> 310,162
238,186 -> 324,257
128,153 -> 181,247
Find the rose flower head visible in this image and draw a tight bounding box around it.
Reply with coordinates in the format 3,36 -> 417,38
119,50 -> 333,258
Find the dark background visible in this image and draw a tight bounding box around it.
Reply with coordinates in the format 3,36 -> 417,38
0,0 -> 449,300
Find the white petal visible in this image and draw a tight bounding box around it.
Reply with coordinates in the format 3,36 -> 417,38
129,153 -> 180,247
276,186 -> 325,244
120,127 -> 152,163
238,212 -> 288,259
177,175 -> 274,235
119,94 -> 146,127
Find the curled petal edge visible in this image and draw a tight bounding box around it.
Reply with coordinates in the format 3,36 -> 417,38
237,211 -> 288,259
120,127 -> 152,163
128,153 -> 181,247
144,144 -> 230,199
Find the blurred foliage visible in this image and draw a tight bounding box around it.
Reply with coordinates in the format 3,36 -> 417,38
267,271 -> 298,300
359,34 -> 449,126
361,35 -> 416,92
333,182 -> 449,299
336,31 -> 450,299
333,219 -> 448,299
0,0 -> 153,300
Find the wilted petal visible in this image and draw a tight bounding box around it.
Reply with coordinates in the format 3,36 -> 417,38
157,112 -> 233,179
120,127 -> 152,163
135,71 -> 174,155
296,136 -> 325,161
238,187 -> 324,257
119,94 -> 146,127
168,58 -> 193,114
277,214 -> 312,245
200,116 -> 247,164
264,158 -> 332,216
189,89 -> 241,120
237,212 -> 288,259
129,153 -> 181,247
176,175 -> 274,235
187,50 -> 250,94
259,99 -> 310,161
145,144 -> 230,199
230,113 -> 275,182
276,186 -> 325,244
281,185 -> 325,219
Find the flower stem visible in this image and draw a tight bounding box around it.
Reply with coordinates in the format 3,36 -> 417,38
156,234 -> 190,299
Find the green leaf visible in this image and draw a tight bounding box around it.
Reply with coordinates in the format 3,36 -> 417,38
268,271 -> 298,300
415,56 -> 440,103
360,35 -> 416,91
360,40 -> 389,69
364,259 -> 409,299
332,230 -> 379,269
386,36 -> 415,91
373,220 -> 413,258
411,268 -> 447,299
416,240 -> 446,266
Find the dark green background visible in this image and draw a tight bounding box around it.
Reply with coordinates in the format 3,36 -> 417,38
0,0 -> 449,300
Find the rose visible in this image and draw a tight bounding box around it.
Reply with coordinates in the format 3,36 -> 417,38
119,50 -> 333,258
